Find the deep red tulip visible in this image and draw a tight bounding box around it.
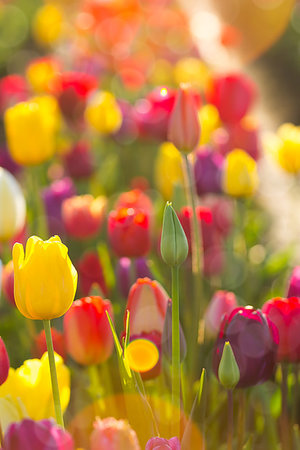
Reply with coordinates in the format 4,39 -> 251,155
168,85 -> 201,153
77,251 -> 108,297
287,266 -> 300,298
206,73 -> 256,124
262,297 -> 300,362
108,208 -> 151,257
3,419 -> 74,450
1,260 -> 15,306
63,141 -> 95,179
204,290 -> 238,337
64,296 -> 114,366
213,307 -> 278,388
62,195 -> 106,240
33,328 -> 66,360
0,337 -> 9,385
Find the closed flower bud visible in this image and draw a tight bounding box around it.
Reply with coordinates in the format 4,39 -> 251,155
85,91 -> 122,134
146,436 -> 181,449
13,235 -> 77,320
108,208 -> 151,258
62,195 -> 106,240
161,202 -> 188,267
0,337 -> 10,386
155,142 -> 184,200
223,149 -> 258,197
262,297 -> 300,362
90,417 -> 140,450
64,296 -> 114,366
213,307 -> 278,388
206,73 -> 256,124
168,85 -> 201,153
0,168 -> 26,241
218,341 -> 240,390
204,290 -> 238,338
2,260 -> 15,306
4,96 -> 59,166
3,418 -> 74,450
287,266 -> 300,298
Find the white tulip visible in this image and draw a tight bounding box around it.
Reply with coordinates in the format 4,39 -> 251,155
0,168 -> 26,241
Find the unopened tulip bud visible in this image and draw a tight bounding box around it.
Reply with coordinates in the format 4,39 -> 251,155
0,337 -> 10,385
168,85 -> 201,153
218,341 -> 240,390
161,202 -> 188,267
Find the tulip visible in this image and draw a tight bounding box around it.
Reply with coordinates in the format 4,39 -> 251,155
43,177 -> 76,236
0,396 -> 28,434
161,202 -> 188,267
33,3 -> 64,47
198,104 -> 220,145
0,145 -> 21,176
155,142 -> 184,200
64,296 -> 114,366
206,73 -> 256,124
0,337 -> 10,386
33,328 -> 66,360
262,297 -> 300,362
145,436 -> 181,449
62,195 -> 106,240
63,141 -> 95,179
13,235 -> 77,320
90,417 -> 140,450
1,260 -> 15,306
115,188 -> 153,218
26,57 -> 60,93
0,75 -> 28,114
0,168 -> 26,241
270,123 -> 300,173
227,117 -> 261,161
2,418 -> 74,450
210,198 -> 234,238
287,266 -> 300,298
213,307 -> 278,388
222,149 -> 258,197
204,291 -> 238,338
85,91 -> 122,134
0,353 -> 70,421
194,147 -> 224,195
168,84 -> 201,153
116,257 -> 152,298
218,341 -> 240,390
77,251 -> 108,297
174,56 -> 210,89
108,208 -> 151,258
4,95 -> 59,166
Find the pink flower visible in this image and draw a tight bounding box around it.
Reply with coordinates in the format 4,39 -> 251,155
90,417 -> 140,450
146,436 -> 181,449
204,290 -> 238,337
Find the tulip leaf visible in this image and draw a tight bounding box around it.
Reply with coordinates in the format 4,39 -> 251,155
106,311 -> 132,380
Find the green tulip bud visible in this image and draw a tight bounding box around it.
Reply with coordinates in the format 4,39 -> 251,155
218,341 -> 240,390
160,201 -> 188,267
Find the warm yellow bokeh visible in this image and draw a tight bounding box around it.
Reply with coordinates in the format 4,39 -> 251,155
223,149 -> 258,197
0,353 -> 70,424
13,235 -> 78,320
155,142 -> 184,200
85,91 -> 122,135
173,57 -> 211,89
126,339 -> 159,373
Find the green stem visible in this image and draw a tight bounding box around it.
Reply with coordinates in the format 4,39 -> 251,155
237,390 -> 246,450
281,363 -> 290,450
292,364 -> 299,426
228,390 -> 233,450
43,320 -> 64,428
172,265 -> 181,437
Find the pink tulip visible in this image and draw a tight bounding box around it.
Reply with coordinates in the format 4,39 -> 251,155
204,290 -> 238,337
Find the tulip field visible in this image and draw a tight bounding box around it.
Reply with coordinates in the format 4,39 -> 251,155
1,0 -> 300,449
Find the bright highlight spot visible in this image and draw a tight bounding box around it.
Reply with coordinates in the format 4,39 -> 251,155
126,339 -> 159,373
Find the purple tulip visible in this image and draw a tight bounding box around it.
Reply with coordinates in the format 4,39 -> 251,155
194,147 -> 224,196
116,257 -> 153,298
3,419 -> 74,450
213,307 -> 278,388
145,436 -> 181,449
287,266 -> 300,298
43,177 -> 76,236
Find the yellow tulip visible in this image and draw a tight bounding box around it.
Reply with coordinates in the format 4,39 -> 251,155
26,58 -> 60,94
0,396 -> 28,434
33,3 -> 64,47
0,168 -> 26,241
198,104 -> 220,145
0,353 -> 70,422
85,91 -> 122,134
223,149 -> 258,197
4,95 -> 59,166
13,235 -> 77,320
155,142 -> 184,200
271,123 -> 300,173
173,57 -> 211,89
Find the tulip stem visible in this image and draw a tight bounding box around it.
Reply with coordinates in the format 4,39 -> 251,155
237,390 -> 246,450
43,319 -> 64,428
281,363 -> 291,450
171,265 -> 181,437
227,389 -> 233,450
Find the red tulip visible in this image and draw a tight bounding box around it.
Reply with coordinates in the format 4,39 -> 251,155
77,251 -> 108,297
62,195 -> 106,240
0,337 -> 9,385
33,328 -> 66,360
287,266 -> 300,298
64,296 -> 114,366
0,75 -> 28,114
206,73 -> 256,124
115,189 -> 153,218
63,141 -> 95,179
108,208 -> 151,257
168,85 -> 201,153
262,297 -> 300,362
